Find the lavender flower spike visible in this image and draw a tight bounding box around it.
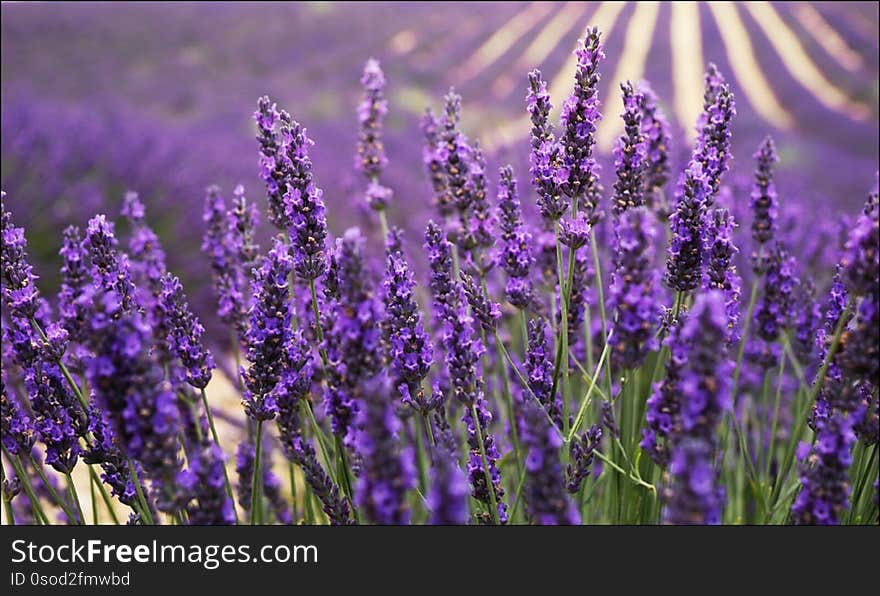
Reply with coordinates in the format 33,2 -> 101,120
1,197 -> 40,319
695,64 -> 735,198
526,318 -> 563,428
355,58 -> 389,181
750,136 -> 779,261
180,443 -> 236,525
611,81 -> 646,216
382,246 -> 434,409
496,165 -> 534,309
254,96 -> 290,230
527,70 -> 566,222
702,208 -> 742,344
279,113 -> 328,281
610,207 -> 660,369
241,236 -> 293,421
559,26 -> 604,204
158,273 -> 215,390
428,421 -> 469,525
665,160 -> 711,293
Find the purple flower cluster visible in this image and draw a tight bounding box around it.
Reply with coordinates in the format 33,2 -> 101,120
566,424 -> 603,494
179,443 -> 236,525
702,208 -> 742,343
496,165 -> 534,309
382,244 -> 434,411
750,137 -> 779,266
694,64 -> 735,198
241,236 -> 293,421
323,228 -> 383,441
526,70 -> 566,222
157,274 -> 215,390
665,161 -> 712,293
427,420 -> 469,525
754,244 -> 798,343
559,26 -> 604,203
611,81 -> 646,215
610,207 -> 660,369
463,396 -> 507,524
526,318 -> 563,428
355,58 -> 389,182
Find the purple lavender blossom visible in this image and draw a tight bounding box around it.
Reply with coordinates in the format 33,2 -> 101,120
841,187 -> 879,298
278,113 -> 329,281
84,214 -> 137,315
496,166 -> 533,309
241,236 -> 293,421
421,108 -> 453,218
462,141 -> 494,256
559,26 -> 604,204
702,208 -> 742,344
1,198 -> 40,319
750,137 -> 779,261
526,318 -> 563,428
86,308 -> 185,513
355,374 -> 414,524
1,382 -> 35,457
694,65 -> 735,198
58,226 -> 90,345
179,443 -> 236,525
520,398 -> 579,525
202,186 -> 246,332
234,441 -> 293,524
559,212 -> 591,249
83,405 -> 142,511
382,245 -> 434,409
566,424 -> 603,494
121,191 -> 167,305
638,81 -> 671,219
227,185 -> 261,282
610,207 -> 660,369
665,161 -> 711,292
355,58 -> 389,183
463,394 -> 507,524
254,96 -> 290,230
157,273 -> 215,390
754,244 -> 798,343
611,81 -> 645,215
792,411 -> 856,525
791,278 -> 821,365
527,70 -> 566,222
460,270 -> 501,332
323,228 -> 383,442
435,90 -> 473,217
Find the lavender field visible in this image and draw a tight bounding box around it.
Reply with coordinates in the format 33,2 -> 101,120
1,2 -> 878,525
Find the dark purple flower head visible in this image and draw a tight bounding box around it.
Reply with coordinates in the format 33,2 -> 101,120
462,141 -> 495,255
526,318 -> 563,428
463,394 -> 507,524
665,160 -> 711,292
58,226 -> 90,344
234,442 -> 293,524
520,397 -> 579,525
1,198 -> 40,319
227,185 -> 261,280
638,81 -> 671,219
694,64 -> 735,198
791,278 -> 821,364
355,374 -> 414,524
702,208 -> 741,344
324,228 -> 383,441
496,165 -> 534,309
355,58 -> 389,183
83,405 -> 142,510
254,96 -> 290,230
158,273 -> 215,390
433,89 -> 474,219
460,270 -> 501,332
611,81 -> 646,215
610,207 -> 660,369
121,191 -> 167,302
566,424 -> 603,494
202,186 -> 247,334
1,383 -> 35,457
279,115 -> 328,281
559,212 -> 591,249
85,214 -> 137,315
662,438 -> 724,524
750,136 -> 779,256
559,26 -> 604,203
382,247 -> 434,406
421,108 -> 453,218
179,443 -> 236,525
792,411 -> 855,525
754,243 -> 798,343
241,236 -> 293,421
527,70 -> 567,222
86,309 -> 185,512
644,290 -> 732,466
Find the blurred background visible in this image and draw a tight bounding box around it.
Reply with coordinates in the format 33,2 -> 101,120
2,2 -> 878,331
